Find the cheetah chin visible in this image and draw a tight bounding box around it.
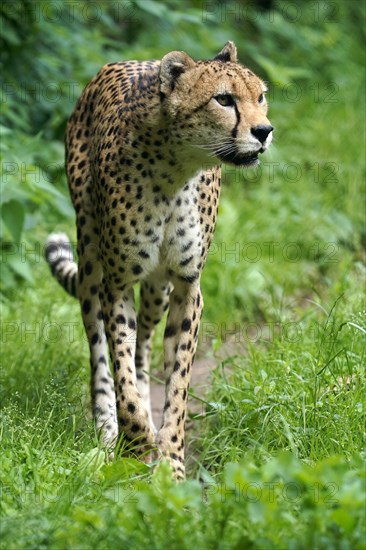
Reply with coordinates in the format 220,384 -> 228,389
216,149 -> 262,167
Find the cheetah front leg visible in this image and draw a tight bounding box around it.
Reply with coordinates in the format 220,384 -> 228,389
77,251 -> 118,450
99,279 -> 156,459
157,280 -> 203,479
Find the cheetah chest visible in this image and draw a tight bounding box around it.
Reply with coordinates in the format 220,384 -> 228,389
104,182 -> 203,285
160,195 -> 202,280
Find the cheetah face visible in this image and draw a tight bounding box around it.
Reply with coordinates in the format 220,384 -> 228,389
160,41 -> 273,168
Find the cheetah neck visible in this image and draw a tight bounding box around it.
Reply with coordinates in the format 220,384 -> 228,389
112,69 -> 217,190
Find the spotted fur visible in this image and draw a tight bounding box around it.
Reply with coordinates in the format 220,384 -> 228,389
45,42 -> 273,479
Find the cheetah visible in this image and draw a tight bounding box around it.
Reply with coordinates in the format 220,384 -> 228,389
45,41 -> 273,479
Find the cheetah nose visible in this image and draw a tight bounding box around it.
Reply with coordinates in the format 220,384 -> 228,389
251,124 -> 273,144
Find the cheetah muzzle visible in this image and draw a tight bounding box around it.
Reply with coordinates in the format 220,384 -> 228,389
45,41 -> 273,480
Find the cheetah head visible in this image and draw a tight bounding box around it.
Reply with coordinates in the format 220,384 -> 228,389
159,41 -> 273,167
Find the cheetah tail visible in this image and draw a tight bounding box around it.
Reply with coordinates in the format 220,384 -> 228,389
45,233 -> 78,298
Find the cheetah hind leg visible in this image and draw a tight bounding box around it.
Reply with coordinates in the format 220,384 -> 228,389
135,277 -> 172,435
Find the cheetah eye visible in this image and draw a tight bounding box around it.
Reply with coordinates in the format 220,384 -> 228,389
258,93 -> 265,104
215,94 -> 235,107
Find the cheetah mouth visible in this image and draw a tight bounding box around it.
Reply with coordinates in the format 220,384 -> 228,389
216,149 -> 262,167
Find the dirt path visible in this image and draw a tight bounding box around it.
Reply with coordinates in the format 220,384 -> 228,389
150,342 -> 239,428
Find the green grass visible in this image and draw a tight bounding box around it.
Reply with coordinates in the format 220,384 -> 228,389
1,2 -> 366,548
197,267 -> 365,472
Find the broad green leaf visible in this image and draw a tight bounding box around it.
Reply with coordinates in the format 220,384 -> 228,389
1,199 -> 25,242
6,254 -> 34,283
102,457 -> 149,485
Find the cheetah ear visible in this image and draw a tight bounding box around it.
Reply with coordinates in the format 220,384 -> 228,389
160,51 -> 195,94
214,41 -> 237,63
